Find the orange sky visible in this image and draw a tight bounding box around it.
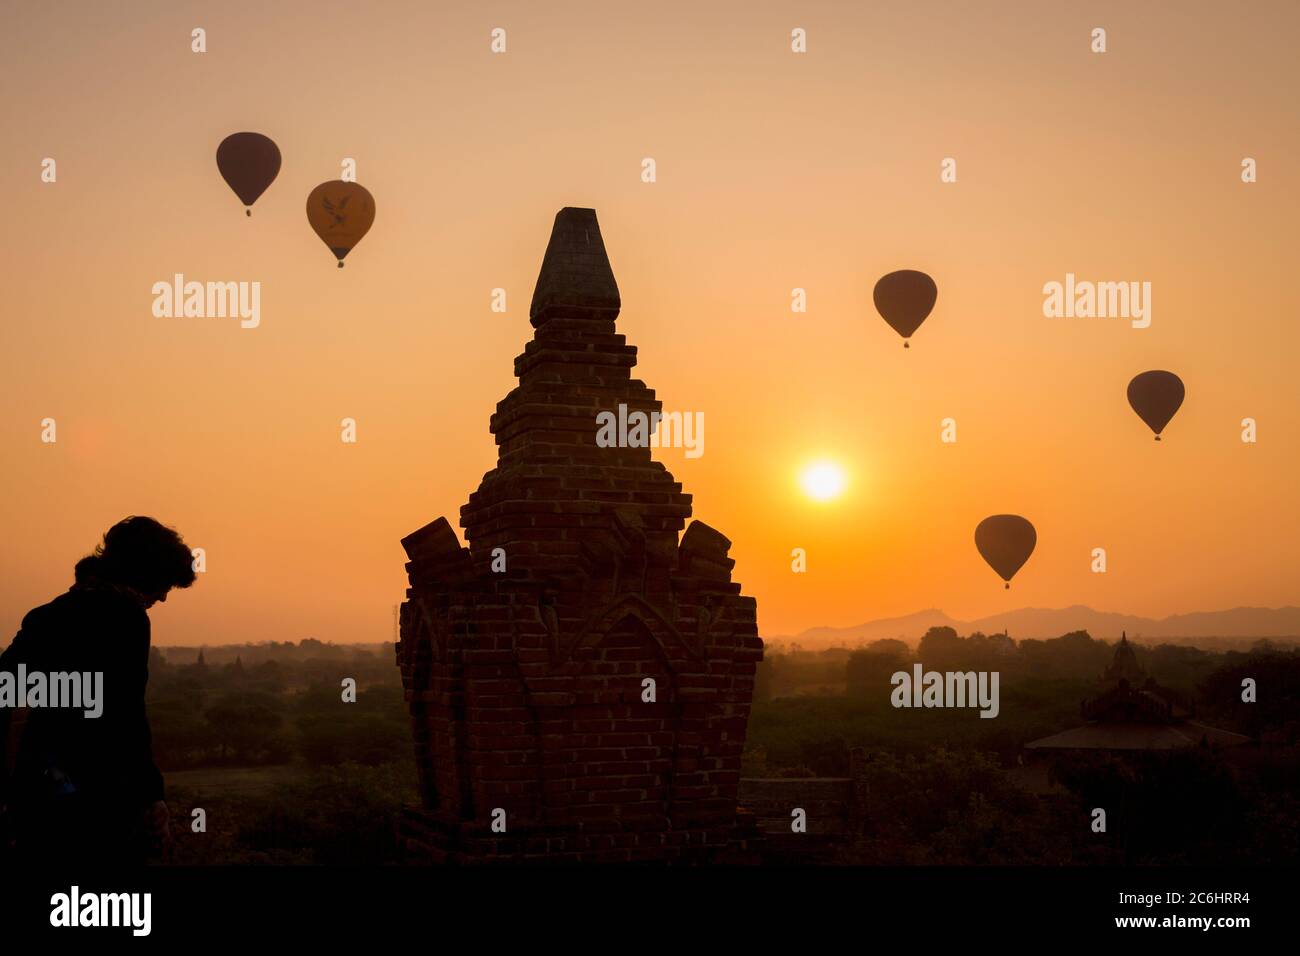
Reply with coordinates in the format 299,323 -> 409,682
2,0 -> 1298,646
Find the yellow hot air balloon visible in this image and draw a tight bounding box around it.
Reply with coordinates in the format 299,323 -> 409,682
306,181 -> 375,267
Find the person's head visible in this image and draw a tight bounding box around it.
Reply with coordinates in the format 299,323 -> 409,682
75,516 -> 197,607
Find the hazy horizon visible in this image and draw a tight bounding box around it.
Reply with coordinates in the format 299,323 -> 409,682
146,600 -> 1300,651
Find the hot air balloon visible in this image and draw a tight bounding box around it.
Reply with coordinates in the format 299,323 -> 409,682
873,270 -> 937,348
216,133 -> 281,216
306,181 -> 375,267
975,515 -> 1036,589
1127,370 -> 1184,441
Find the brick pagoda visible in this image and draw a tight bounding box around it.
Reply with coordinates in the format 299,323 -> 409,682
396,207 -> 764,863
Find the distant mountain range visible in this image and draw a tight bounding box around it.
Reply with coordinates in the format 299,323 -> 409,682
771,605 -> 1300,648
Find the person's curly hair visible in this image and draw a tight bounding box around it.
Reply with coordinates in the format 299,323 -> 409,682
74,516 -> 197,596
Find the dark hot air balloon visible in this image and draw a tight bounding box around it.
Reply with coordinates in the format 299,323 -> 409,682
873,270 -> 937,348
306,181 -> 375,267
216,133 -> 281,216
1127,370 -> 1184,441
975,515 -> 1036,589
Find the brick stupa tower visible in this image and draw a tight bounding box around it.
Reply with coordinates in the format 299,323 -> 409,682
396,208 -> 763,863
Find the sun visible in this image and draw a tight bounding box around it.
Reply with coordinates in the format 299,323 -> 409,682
799,461 -> 847,502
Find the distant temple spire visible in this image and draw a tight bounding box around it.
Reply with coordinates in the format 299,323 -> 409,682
1026,629 -> 1248,751
1104,631 -> 1145,685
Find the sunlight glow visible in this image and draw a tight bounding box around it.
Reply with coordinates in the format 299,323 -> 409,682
800,461 -> 847,502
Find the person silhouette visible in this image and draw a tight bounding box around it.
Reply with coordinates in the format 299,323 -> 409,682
0,516 -> 196,865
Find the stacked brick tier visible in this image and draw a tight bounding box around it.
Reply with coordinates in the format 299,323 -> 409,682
396,208 -> 763,863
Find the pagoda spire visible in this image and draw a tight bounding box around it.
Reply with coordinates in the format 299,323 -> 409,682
395,208 -> 763,862
460,207 -> 691,584
528,207 -> 620,326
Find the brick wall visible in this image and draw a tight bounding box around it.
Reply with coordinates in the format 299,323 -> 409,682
396,209 -> 763,863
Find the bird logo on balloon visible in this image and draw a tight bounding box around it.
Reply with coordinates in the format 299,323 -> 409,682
307,181 -> 376,268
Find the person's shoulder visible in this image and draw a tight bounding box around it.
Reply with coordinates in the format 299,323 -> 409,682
18,593 -> 67,631
38,585 -> 148,627
8,593 -> 80,651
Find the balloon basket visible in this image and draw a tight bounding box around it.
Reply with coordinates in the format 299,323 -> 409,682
337,261 -> 344,269
245,209 -> 251,217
